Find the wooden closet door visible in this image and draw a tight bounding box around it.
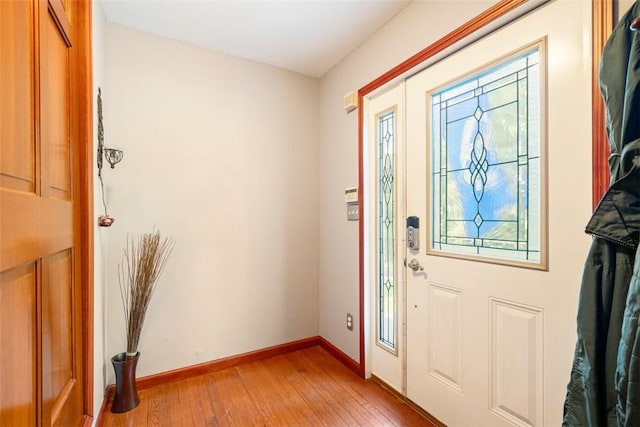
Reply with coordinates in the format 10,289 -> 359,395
1,0 -> 85,425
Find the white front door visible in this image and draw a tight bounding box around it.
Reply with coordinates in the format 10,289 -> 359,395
405,1 -> 591,425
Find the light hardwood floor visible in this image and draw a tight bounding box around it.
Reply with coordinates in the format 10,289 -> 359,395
99,345 -> 435,426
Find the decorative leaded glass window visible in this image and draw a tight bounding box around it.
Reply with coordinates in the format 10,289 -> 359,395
429,44 -> 545,268
377,109 -> 397,351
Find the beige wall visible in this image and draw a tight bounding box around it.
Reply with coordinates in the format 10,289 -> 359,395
92,0 -> 107,418
317,1 -> 501,362
104,24 -> 319,382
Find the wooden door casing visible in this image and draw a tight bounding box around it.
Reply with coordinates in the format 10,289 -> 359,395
1,0 -> 92,425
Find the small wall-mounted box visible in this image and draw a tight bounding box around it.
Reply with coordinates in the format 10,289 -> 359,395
344,92 -> 358,113
345,187 -> 358,203
345,187 -> 358,221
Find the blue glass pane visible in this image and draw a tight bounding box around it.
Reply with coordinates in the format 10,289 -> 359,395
447,170 -> 476,221
478,162 -> 518,220
446,93 -> 478,121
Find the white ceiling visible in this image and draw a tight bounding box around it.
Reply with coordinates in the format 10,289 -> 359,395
100,0 -> 412,78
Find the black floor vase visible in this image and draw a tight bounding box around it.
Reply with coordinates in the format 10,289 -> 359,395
111,352 -> 140,413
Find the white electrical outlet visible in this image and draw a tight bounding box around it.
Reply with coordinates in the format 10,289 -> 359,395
346,313 -> 353,331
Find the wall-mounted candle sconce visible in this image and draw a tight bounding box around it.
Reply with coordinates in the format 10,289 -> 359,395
104,147 -> 124,168
97,88 -> 122,227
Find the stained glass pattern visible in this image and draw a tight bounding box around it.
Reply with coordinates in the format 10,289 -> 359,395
378,110 -> 396,350
430,47 -> 542,264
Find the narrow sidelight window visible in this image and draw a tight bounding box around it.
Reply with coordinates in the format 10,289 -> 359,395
377,109 -> 397,351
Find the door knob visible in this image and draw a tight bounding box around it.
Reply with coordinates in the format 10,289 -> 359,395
407,258 -> 424,272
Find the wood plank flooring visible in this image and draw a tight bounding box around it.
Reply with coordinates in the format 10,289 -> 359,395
99,345 -> 435,426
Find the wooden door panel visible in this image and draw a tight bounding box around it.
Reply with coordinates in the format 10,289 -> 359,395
43,6 -> 71,201
0,191 -> 73,272
43,250 -> 74,401
0,262 -> 37,426
0,0 -> 36,193
43,249 -> 81,426
0,192 -> 42,271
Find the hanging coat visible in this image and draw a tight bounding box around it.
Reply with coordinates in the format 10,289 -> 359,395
563,2 -> 640,426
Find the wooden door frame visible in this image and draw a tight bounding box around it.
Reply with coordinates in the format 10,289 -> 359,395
355,0 -> 614,378
67,0 -> 94,423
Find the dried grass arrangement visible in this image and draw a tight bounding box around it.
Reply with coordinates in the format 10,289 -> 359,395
119,230 -> 175,357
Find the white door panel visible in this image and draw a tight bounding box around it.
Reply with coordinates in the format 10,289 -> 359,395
405,1 -> 591,425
